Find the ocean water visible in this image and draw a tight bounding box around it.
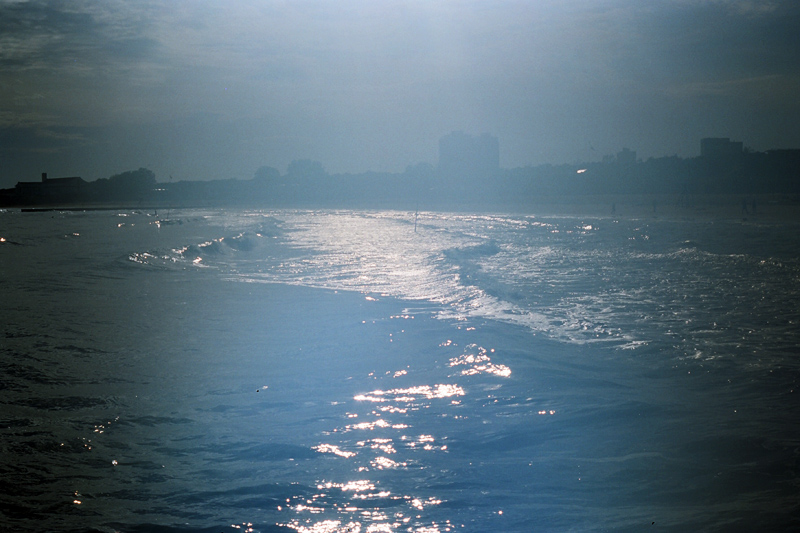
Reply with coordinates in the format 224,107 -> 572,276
1,207 -> 799,532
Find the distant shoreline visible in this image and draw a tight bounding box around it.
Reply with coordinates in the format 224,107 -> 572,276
511,193 -> 800,222
17,205 -> 178,213
5,193 -> 800,222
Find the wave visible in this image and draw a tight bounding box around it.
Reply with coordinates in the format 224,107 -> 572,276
126,215 -> 286,271
124,209 -> 800,359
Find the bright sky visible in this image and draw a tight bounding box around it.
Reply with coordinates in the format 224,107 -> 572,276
1,0 -> 798,185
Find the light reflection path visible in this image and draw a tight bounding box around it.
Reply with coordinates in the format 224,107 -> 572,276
279,334 -> 515,533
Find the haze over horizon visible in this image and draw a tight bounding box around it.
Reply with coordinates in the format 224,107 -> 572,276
2,0 -> 799,187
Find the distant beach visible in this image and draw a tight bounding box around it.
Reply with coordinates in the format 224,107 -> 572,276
500,193 -> 800,222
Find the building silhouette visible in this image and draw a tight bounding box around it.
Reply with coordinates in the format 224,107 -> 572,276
700,138 -> 743,160
13,173 -> 86,202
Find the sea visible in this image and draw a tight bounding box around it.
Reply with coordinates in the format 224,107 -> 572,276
1,206 -> 799,532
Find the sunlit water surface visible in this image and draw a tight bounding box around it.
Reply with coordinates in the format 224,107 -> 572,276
1,208 -> 799,532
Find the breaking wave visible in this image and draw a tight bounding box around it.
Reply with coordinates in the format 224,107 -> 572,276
127,209 -> 800,357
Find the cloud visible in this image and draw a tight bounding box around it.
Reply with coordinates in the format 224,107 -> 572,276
0,0 -> 156,69
0,124 -> 86,154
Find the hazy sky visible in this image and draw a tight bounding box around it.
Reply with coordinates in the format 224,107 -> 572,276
1,0 -> 799,186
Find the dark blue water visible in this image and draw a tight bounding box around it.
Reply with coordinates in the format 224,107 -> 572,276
1,208 -> 799,532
